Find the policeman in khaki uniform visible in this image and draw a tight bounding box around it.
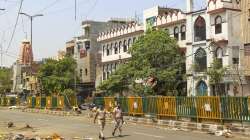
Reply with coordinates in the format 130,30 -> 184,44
94,105 -> 107,140
112,104 -> 124,137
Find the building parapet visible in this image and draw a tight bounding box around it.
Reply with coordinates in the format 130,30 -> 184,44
207,0 -> 240,13
97,22 -> 144,42
156,10 -> 186,27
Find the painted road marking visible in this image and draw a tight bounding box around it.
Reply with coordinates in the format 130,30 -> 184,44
133,132 -> 164,139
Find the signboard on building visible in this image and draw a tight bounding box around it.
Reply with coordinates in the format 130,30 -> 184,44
146,16 -> 156,30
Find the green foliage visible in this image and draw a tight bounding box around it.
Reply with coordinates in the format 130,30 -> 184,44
0,68 -> 12,95
207,59 -> 227,95
99,29 -> 185,96
62,88 -> 75,97
98,64 -> 132,96
38,57 -> 77,95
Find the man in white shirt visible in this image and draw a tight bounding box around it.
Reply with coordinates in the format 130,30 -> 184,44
112,104 -> 124,137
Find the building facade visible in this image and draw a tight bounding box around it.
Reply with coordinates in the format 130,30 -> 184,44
97,22 -> 144,85
66,20 -> 131,97
97,0 -> 248,96
66,40 -> 75,57
240,0 -> 250,96
144,0 -> 244,96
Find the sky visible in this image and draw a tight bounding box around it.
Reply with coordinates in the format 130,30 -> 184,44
0,0 -> 206,67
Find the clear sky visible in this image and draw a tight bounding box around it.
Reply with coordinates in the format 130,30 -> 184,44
0,0 -> 206,67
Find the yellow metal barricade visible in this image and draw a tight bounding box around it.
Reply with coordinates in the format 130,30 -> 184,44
46,96 -> 52,109
104,97 -> 115,112
248,97 -> 250,121
128,97 -> 143,116
36,97 -> 41,108
16,97 -> 20,106
27,97 -> 32,108
157,97 -> 177,118
69,96 -> 77,107
57,96 -> 65,110
196,97 -> 221,121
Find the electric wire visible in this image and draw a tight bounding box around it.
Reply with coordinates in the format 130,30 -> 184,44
5,0 -> 24,53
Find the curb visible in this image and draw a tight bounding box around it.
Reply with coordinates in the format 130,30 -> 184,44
124,116 -> 250,137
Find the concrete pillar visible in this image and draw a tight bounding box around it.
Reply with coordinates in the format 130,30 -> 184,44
186,0 -> 194,13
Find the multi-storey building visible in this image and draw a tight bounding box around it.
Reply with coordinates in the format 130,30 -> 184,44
240,0 -> 250,95
97,22 -> 144,84
145,0 -> 243,96
66,40 -> 75,57
66,20 -> 130,97
98,0 -> 247,96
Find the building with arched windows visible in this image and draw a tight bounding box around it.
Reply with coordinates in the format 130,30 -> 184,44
142,0 -> 245,96
96,0 -> 250,96
97,22 -> 144,84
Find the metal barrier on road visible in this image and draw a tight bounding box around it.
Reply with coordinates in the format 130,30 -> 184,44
176,97 -> 197,119
128,97 -> 143,116
104,97 -> 115,112
196,97 -> 221,121
157,97 -> 176,118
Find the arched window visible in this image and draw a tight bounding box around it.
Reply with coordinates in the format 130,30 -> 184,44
112,63 -> 116,71
102,45 -> 105,56
215,16 -> 222,34
128,38 -> 132,48
110,43 -> 113,55
106,64 -> 110,79
181,25 -> 186,40
110,64 -> 113,72
106,44 -> 110,56
133,37 -> 136,43
119,41 -> 122,53
174,27 -> 179,40
103,72 -> 106,80
196,81 -> 208,96
85,68 -> 88,76
195,48 -> 207,72
123,40 -> 127,52
215,47 -> 223,67
194,16 -> 206,42
114,42 -> 118,54
80,69 -> 83,78
114,63 -> 117,70
216,47 -> 223,59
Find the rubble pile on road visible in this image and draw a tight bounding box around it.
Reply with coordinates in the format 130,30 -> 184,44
0,133 -> 12,140
0,133 -> 66,140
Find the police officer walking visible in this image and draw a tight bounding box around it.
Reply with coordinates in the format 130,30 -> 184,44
112,104 -> 124,137
94,105 -> 107,140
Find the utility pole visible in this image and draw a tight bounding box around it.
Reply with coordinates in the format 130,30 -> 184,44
0,44 -> 2,68
19,12 -> 43,48
0,9 -> 5,68
75,0 -> 77,20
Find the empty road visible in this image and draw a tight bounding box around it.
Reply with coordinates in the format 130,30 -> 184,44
0,109 -> 247,140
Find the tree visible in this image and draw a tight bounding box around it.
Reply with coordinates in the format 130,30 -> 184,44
99,29 -> 185,96
38,57 -> 77,95
207,59 -> 227,96
0,68 -> 12,95
98,64 -> 133,96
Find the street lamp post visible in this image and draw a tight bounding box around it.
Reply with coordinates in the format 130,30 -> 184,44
19,12 -> 43,48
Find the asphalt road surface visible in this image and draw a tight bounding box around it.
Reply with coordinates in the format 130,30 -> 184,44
0,109 -> 247,140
